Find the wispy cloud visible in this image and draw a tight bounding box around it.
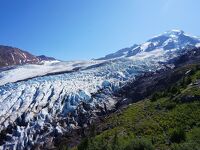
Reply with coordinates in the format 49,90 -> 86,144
162,0 -> 174,14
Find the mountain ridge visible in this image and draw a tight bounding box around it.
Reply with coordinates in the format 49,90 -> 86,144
98,30 -> 200,60
0,45 -> 56,67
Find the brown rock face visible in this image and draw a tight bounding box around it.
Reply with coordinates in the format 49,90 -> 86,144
0,45 -> 55,67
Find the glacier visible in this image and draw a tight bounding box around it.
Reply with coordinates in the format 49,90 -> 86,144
0,30 -> 200,149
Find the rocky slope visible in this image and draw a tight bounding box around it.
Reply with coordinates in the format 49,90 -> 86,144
0,45 -> 55,67
0,30 -> 200,150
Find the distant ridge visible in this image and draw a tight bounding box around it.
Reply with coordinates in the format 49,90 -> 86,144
0,45 -> 55,67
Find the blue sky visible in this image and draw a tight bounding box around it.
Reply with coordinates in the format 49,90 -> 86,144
0,0 -> 199,60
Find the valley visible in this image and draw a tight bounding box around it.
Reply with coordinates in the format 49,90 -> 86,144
0,30 -> 200,150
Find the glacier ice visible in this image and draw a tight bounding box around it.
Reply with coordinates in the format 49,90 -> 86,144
0,30 -> 200,149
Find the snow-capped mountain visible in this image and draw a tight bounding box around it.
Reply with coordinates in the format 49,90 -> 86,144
0,45 -> 55,67
99,30 -> 200,60
0,30 -> 200,149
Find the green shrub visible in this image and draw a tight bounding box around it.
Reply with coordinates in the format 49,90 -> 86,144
111,131 -> 119,150
185,77 -> 192,85
59,145 -> 69,150
165,102 -> 176,110
188,128 -> 200,142
124,138 -> 154,150
150,92 -> 163,102
170,128 -> 186,144
171,143 -> 199,150
170,86 -> 180,94
78,138 -> 89,150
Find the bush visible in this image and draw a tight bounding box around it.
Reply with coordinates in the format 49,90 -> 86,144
124,138 -> 154,150
180,77 -> 192,88
168,86 -> 181,95
111,131 -> 119,150
184,77 -> 192,86
170,128 -> 186,144
58,145 -> 69,150
78,138 -> 89,150
190,128 -> 200,140
165,102 -> 176,110
171,143 -> 200,150
150,92 -> 163,102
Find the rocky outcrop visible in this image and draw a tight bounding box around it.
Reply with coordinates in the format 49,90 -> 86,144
37,55 -> 56,61
0,45 -> 55,67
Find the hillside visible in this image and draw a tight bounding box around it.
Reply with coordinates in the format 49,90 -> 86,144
52,48 -> 200,150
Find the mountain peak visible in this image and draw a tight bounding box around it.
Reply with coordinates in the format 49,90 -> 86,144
163,29 -> 185,38
151,30 -> 185,39
165,29 -> 184,34
99,30 -> 200,60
